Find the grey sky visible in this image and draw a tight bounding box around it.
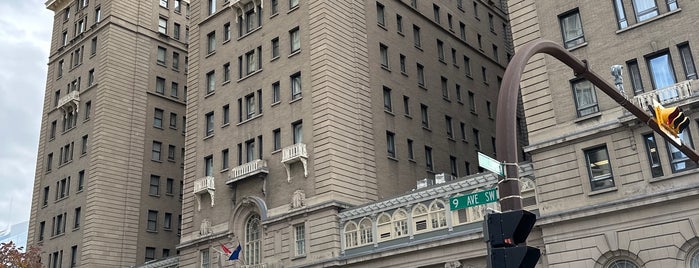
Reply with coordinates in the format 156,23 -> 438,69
0,0 -> 53,227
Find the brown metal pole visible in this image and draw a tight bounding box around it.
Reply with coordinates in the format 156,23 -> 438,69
496,39 -> 699,212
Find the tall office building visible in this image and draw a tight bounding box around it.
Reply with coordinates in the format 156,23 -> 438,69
509,0 -> 699,267
179,0 -> 517,267
28,0 -> 188,266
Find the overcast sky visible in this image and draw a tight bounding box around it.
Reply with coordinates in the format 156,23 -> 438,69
0,0 -> 53,228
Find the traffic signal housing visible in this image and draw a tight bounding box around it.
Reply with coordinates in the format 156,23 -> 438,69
651,102 -> 690,138
485,210 -> 540,268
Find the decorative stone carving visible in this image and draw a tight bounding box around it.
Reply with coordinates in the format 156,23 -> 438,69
200,218 -> 211,236
444,260 -> 462,268
291,190 -> 306,209
520,178 -> 536,192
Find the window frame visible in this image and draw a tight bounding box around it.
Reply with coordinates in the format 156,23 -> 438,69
584,145 -> 615,191
558,9 -> 585,48
571,79 -> 599,117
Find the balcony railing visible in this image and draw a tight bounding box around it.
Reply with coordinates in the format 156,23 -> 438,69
229,0 -> 260,23
281,143 -> 308,182
193,176 -> 215,211
633,80 -> 694,110
56,90 -> 80,112
226,159 -> 269,185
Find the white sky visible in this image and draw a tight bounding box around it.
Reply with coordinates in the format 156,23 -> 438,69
0,0 -> 53,227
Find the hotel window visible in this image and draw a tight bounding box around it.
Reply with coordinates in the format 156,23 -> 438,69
441,77 -> 448,98
206,71 -> 215,94
271,37 -> 279,58
147,210 -> 158,231
273,128 -> 281,150
433,4 -> 440,23
468,91 -> 476,112
572,79 -> 599,117
90,37 -> 97,55
425,146 -> 433,171
492,45 -> 499,62
679,43 -> 697,80
272,81 -> 280,103
383,86 -> 392,112
156,77 -> 165,94
164,213 -> 172,230
154,108 -> 163,127
376,2 -> 385,26
201,249 -> 210,268
245,214 -> 261,265
667,129 -> 696,173
50,121 -> 57,139
627,60 -> 644,95
386,131 -> 396,158
81,135 -> 88,155
473,1 -> 479,18
294,224 -> 306,256
291,72 -> 302,100
157,46 -> 166,65
667,0 -> 678,11
222,105 -> 229,125
245,93 -> 256,119
158,17 -> 167,34
473,128 -> 480,150
488,13 -> 494,32
632,0 -> 658,22
224,23 -> 231,41
460,122 -> 466,141
149,175 -> 160,196
39,221 -> 45,241
173,52 -> 180,70
78,170 -> 85,191
359,218 -> 373,245
208,0 -> 216,15
174,0 -> 181,12
205,112 -> 214,136
292,121 -> 303,144
450,156 -> 458,176
380,43 -> 389,68
168,145 -> 175,161
417,63 -> 425,87
407,139 -> 414,160
403,95 -> 410,115
428,200 -> 447,229
464,56 -> 471,76
393,209 -> 408,237
456,84 -> 462,102
643,133 -> 663,177
612,0 -> 628,29
204,155 -> 214,176
584,145 -> 615,191
486,101 -> 493,118
413,25 -> 421,47
448,13 -> 453,30
420,104 -> 429,128
171,82 -> 179,98
152,141 -> 162,161
377,213 -> 392,240
221,149 -> 229,170
174,23 -> 181,39
413,204 -> 428,233
95,7 -> 101,23
238,4 -> 262,36
271,0 -> 278,14
459,22 -> 466,40
344,222 -> 358,248
207,32 -> 216,53
160,0 -> 168,8
452,48 -> 457,65
289,0 -> 299,9
437,40 -> 445,61
558,9 -> 584,48
445,115 -> 453,139
70,245 -> 78,267
166,178 -> 174,194
396,14 -> 403,33
223,63 -> 231,82
290,27 -> 300,53
646,51 -> 677,94
88,69 -> 95,86
399,54 -> 406,73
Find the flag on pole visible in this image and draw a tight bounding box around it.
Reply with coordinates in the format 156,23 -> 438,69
229,244 -> 242,261
220,243 -> 232,255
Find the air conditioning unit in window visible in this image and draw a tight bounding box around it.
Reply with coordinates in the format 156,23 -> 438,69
435,173 -> 456,184
416,178 -> 434,189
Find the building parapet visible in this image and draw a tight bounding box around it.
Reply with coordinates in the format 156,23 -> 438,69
632,80 -> 695,110
226,159 -> 269,185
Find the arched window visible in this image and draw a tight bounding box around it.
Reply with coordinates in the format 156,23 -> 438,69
244,214 -> 261,265
429,200 -> 447,229
343,221 -> 358,248
377,213 -> 392,241
412,204 -> 428,233
690,249 -> 699,268
608,259 -> 638,268
358,218 -> 373,245
393,209 -> 408,238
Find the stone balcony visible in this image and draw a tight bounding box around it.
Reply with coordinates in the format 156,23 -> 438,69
229,0 -> 261,22
56,90 -> 80,113
193,176 -> 215,211
226,159 -> 269,185
281,143 -> 308,182
632,80 -> 697,110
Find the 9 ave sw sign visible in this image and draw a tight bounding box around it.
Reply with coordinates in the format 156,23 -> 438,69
449,188 -> 498,210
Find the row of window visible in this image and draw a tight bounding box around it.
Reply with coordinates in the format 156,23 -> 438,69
57,37 -> 97,80
571,42 -> 695,118
203,121 -> 302,175
207,0 -> 299,17
42,170 -> 86,208
151,140 -> 183,164
46,135 -> 89,171
343,198 -> 498,248
198,214 -> 276,267
159,0 -> 188,14
148,175 -> 183,199
48,102 -> 91,143
146,210 -> 181,234
156,46 -> 187,75
385,131 -> 485,176
60,2 -> 101,48
144,246 -> 174,263
157,16 -> 188,42
47,245 -> 79,268
38,207 -> 81,242
153,107 -> 184,132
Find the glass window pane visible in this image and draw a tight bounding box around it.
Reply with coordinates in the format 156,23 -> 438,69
585,146 -> 614,191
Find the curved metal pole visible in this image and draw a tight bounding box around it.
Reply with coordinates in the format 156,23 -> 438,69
495,39 -> 699,211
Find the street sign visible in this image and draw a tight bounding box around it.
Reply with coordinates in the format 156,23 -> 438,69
478,152 -> 504,176
450,188 -> 498,210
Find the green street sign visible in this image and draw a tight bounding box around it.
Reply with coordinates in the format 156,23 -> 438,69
478,152 -> 504,176
449,188 -> 498,210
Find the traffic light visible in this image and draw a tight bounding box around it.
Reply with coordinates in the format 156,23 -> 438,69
650,102 -> 690,137
485,210 -> 540,268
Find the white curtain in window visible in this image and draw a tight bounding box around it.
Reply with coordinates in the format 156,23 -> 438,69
574,80 -> 598,116
633,0 -> 658,21
561,13 -> 582,42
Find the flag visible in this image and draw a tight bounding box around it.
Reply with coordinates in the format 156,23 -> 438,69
229,244 -> 242,261
220,243 -> 232,255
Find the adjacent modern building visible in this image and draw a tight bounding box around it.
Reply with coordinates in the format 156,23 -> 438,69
28,0 -> 188,266
178,0 -> 518,267
509,0 -> 699,267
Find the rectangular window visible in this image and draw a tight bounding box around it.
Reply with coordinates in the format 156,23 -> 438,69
273,128 -> 281,150
668,129 -> 696,173
245,139 -> 256,162
222,105 -> 230,125
50,120 -> 57,139
627,60 -> 644,94
633,0 -> 658,22
81,135 -> 88,155
456,84 -> 462,102
407,139 -> 414,160
155,77 -> 165,94
420,104 -> 429,128
147,210 -> 158,231
168,145 -> 176,161
271,37 -> 280,58
292,121 -> 303,144
152,141 -> 162,161
403,95 -> 410,115
78,170 -> 85,191
294,224 -> 306,256
386,131 -> 396,158
271,0 -> 278,14
172,52 -> 180,70
39,221 -> 45,241
642,133 -> 663,177
473,1 -> 479,18
492,45 -> 499,62
460,22 -> 466,40
450,156 -> 458,176
289,0 -> 299,9
383,86 -> 392,112
585,146 -> 615,191
445,115 -> 453,139
396,14 -> 403,33
205,155 -> 214,176
437,40 -> 445,61
399,54 -> 406,73
272,81 -> 281,103
679,43 -> 697,80
223,63 -> 231,82
70,245 -> 78,267
647,52 -> 677,94
90,37 -> 97,55
291,72 -> 302,100
206,71 -> 215,94
170,82 -> 179,97
87,69 -> 95,87
224,23 -> 231,41
488,13 -> 494,32
175,0 -> 181,12
413,25 -> 421,47
245,93 -> 256,119
667,0 -> 678,11
149,175 -> 160,196
286,26 -> 299,53
46,153 -> 53,172
572,79 -> 599,117
208,0 -> 216,15
460,122 -> 466,141
441,77 -> 449,98
166,178 -> 174,195
158,17 -> 168,34
613,0 -> 628,29
207,32 -> 216,53
145,247 -> 156,262
425,146 -> 433,171
154,108 -> 163,128
380,44 -> 389,67
160,0 -> 168,7
205,112 -> 214,136
482,66 -> 487,83
486,101 -> 493,118
201,249 -> 210,268
559,10 -> 585,48
417,63 -> 425,87
164,212 -> 172,230
464,56 -> 471,76
43,186 -> 49,206
95,7 -> 101,23
157,46 -> 166,65
377,2 -> 385,26
448,13 -> 453,30
468,91 -> 476,112
221,148 -> 229,170
433,4 -> 440,23
473,128 -> 481,150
